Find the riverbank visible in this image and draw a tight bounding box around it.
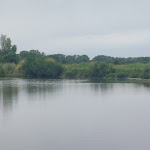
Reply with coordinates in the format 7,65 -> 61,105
1,62 -> 150,80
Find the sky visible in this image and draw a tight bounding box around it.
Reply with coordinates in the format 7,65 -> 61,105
0,0 -> 150,58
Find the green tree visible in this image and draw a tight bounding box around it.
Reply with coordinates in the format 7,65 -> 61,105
3,52 -> 19,63
11,45 -> 17,53
90,62 -> 115,78
75,55 -> 89,63
0,34 -> 17,54
0,34 -> 17,62
22,56 -> 63,78
29,50 -> 41,56
20,51 -> 29,58
48,54 -> 66,63
0,34 -> 11,53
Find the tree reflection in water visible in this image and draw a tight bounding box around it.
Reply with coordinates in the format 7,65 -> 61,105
0,78 -> 150,115
0,79 -> 19,114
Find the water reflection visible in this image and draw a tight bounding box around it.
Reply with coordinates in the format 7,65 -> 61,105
24,79 -> 62,94
23,79 -> 63,102
1,79 -> 150,150
90,83 -> 114,95
1,78 -> 150,115
89,78 -> 150,90
0,79 -> 19,114
0,79 -> 63,114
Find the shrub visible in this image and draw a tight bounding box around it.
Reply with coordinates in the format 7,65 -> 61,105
22,56 -> 63,78
116,72 -> 127,78
140,69 -> 150,79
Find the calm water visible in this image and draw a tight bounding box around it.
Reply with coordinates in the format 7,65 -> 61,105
0,79 -> 150,150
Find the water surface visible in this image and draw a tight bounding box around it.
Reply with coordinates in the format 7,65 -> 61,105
0,79 -> 150,150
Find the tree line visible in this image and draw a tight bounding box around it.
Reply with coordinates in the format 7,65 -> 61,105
1,34 -> 150,79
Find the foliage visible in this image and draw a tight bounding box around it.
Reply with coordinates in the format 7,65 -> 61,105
140,69 -> 150,79
92,55 -> 114,63
0,63 -> 16,77
89,62 -> 115,78
92,55 -> 150,64
20,50 -> 42,59
48,54 -> 66,63
114,63 -> 150,79
0,64 -> 5,77
3,52 -> 19,63
0,34 -> 17,55
116,72 -> 127,78
63,62 -> 150,79
0,34 -> 18,64
46,57 -> 55,63
63,62 -> 116,79
48,54 -> 89,64
1,34 -> 150,79
22,56 -> 63,78
63,63 -> 90,79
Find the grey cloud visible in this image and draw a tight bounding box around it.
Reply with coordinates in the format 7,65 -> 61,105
0,0 -> 150,57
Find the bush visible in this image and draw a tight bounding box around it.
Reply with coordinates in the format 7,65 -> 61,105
90,62 -> 116,78
0,65 -> 5,77
3,52 -> 19,64
140,69 -> 150,79
22,56 -> 63,78
105,73 -> 116,79
116,72 -> 126,78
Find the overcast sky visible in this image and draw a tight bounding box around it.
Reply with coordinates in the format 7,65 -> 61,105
0,0 -> 150,58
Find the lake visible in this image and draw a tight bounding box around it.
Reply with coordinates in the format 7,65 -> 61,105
0,78 -> 150,150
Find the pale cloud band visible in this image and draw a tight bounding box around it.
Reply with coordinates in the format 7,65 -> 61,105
0,0 -> 150,57
32,30 -> 150,57
48,30 -> 150,48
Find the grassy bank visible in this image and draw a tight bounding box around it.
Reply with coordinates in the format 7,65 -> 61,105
114,63 -> 150,79
62,63 -> 150,79
0,62 -> 150,79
